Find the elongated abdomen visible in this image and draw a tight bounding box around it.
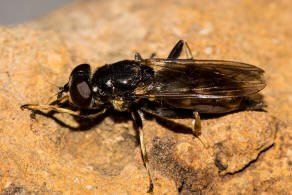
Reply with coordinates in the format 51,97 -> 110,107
164,97 -> 243,113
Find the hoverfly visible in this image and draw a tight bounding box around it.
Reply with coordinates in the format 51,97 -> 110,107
21,40 -> 266,193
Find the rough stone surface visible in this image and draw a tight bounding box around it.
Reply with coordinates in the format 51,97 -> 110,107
0,0 -> 291,194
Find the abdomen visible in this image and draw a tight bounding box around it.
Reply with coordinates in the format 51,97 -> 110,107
163,97 -> 243,113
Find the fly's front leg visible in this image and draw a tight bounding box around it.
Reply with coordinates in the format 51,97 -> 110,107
21,93 -> 107,118
79,108 -> 107,119
192,112 -> 210,149
131,111 -> 154,193
21,103 -> 107,119
21,95 -> 81,115
21,95 -> 71,119
48,94 -> 69,105
21,103 -> 82,116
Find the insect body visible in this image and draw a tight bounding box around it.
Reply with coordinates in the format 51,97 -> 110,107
21,40 -> 266,193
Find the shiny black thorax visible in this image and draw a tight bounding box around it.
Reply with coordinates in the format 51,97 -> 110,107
92,60 -> 153,101
66,60 -> 153,111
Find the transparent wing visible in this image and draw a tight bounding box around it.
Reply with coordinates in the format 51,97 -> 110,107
135,59 -> 266,99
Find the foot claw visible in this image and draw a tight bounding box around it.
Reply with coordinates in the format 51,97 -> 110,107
30,111 -> 36,119
20,104 -> 28,110
147,183 -> 154,194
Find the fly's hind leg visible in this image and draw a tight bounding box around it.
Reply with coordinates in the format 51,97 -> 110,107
184,41 -> 193,59
192,112 -> 210,149
168,40 -> 194,59
136,40 -> 193,61
141,106 -> 210,151
131,111 -> 154,193
167,40 -> 184,59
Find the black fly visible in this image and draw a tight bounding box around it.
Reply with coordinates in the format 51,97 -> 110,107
21,40 -> 266,193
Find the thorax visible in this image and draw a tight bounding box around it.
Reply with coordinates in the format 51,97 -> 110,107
91,60 -> 153,111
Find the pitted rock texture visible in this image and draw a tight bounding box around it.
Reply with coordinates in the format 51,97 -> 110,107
0,0 -> 291,194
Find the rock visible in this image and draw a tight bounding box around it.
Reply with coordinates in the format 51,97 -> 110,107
1,0 -> 292,194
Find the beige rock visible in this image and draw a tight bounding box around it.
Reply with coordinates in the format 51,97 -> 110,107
0,0 -> 291,194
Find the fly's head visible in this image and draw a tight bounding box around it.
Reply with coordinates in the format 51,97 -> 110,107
58,64 -> 104,109
58,61 -> 153,112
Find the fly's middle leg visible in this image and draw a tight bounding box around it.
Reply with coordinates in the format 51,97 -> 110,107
131,110 -> 154,193
192,112 -> 201,137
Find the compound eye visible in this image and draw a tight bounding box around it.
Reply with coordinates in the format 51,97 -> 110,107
69,64 -> 93,108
